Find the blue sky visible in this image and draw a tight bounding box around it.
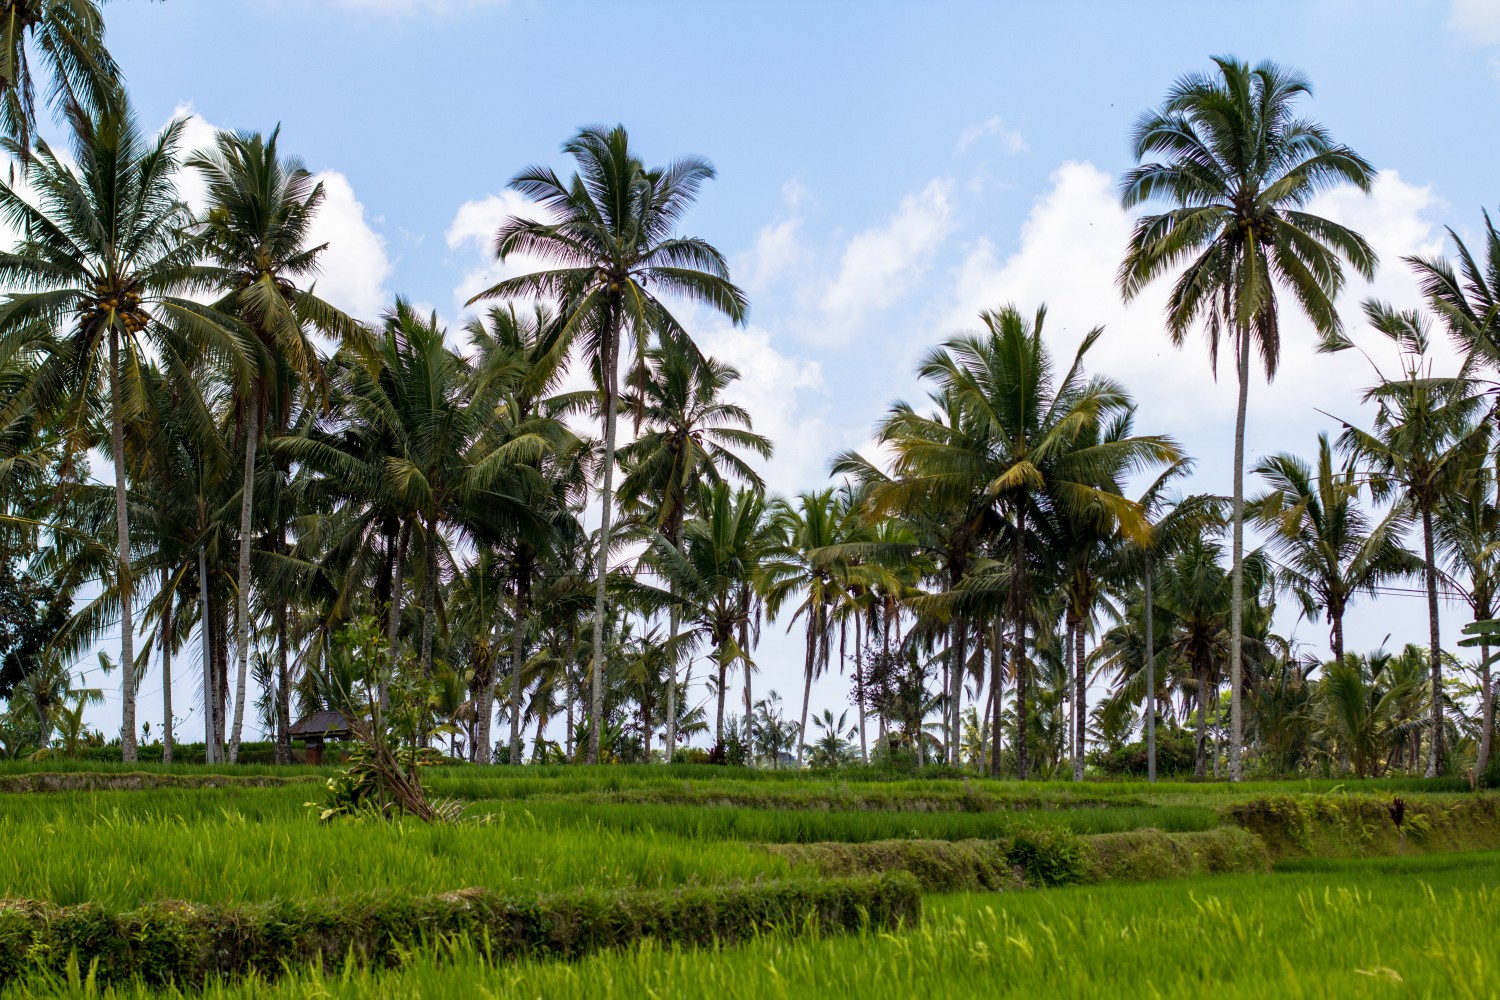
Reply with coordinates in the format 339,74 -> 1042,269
69,0 -> 1500,742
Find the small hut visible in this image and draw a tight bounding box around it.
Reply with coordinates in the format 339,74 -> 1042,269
288,710 -> 354,765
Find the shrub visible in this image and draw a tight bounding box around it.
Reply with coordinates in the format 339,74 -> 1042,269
0,874 -> 920,987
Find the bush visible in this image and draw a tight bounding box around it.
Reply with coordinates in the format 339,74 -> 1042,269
0,874 -> 920,987
1088,729 -> 1198,778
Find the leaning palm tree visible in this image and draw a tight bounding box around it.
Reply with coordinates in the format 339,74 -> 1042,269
190,127 -> 363,762
1335,303 -> 1489,776
1118,56 -> 1377,779
0,0 -> 116,157
1250,433 -> 1418,666
465,125 -> 747,763
0,100 -> 237,761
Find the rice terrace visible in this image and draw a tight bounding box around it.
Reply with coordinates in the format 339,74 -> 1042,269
0,1 -> 1498,997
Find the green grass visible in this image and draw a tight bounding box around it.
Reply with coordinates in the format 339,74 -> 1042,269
0,790 -> 796,908
16,850 -> 1500,998
478,798 -> 1219,841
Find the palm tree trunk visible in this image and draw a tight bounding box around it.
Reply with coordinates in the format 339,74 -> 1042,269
474,616 -> 499,765
797,618 -> 816,767
228,394 -> 260,763
1227,323 -> 1250,782
199,544 -> 215,764
588,313 -> 622,766
1422,501 -> 1443,777
715,642 -> 728,747
110,329 -> 138,763
990,614 -> 1002,779
1014,616 -> 1028,780
1194,655 -> 1208,778
1074,617 -> 1086,782
1479,638 -> 1493,778
951,619 -> 966,766
1144,551 -> 1156,783
384,522 -> 409,715
421,511 -> 438,679
741,591 -> 753,750
509,572 -> 528,763
535,700 -> 550,763
160,569 -> 173,765
665,601 -> 680,760
1331,608 -> 1346,667
275,604 -> 290,764
855,614 -> 867,764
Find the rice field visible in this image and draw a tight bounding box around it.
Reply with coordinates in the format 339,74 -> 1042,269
1,766 -> 1494,996
13,851 -> 1499,999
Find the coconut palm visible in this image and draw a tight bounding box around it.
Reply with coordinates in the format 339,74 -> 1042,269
465,125 -> 747,764
1250,433 -> 1418,666
1119,56 -> 1377,779
0,101 -> 238,760
617,344 -> 770,754
189,127 -> 364,762
0,0 -> 116,157
1336,302 -> 1489,776
1405,207 -> 1500,374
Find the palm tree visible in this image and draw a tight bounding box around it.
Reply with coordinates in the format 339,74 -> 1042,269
1320,648 -> 1422,778
0,0 -> 116,156
190,127 -> 363,762
1437,455 -> 1500,774
1336,303 -> 1488,776
1405,207 -> 1500,374
875,306 -> 1179,777
1250,433 -> 1418,666
0,101 -> 237,761
465,125 -> 746,764
1119,56 -> 1377,779
617,345 -> 769,754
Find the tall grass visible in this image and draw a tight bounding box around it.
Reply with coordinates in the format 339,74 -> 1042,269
18,850 -> 1500,998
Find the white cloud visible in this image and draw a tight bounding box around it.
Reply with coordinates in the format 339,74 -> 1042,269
820,179 -> 954,336
942,161 -> 1448,440
956,116 -> 1028,154
738,217 -> 807,293
167,103 -> 393,322
305,171 -> 393,322
1449,0 -> 1500,44
445,189 -> 553,311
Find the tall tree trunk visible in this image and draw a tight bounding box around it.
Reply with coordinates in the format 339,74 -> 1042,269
797,616 -> 816,767
1227,324 -> 1250,782
1479,637 -> 1493,778
229,394 -> 259,763
1422,501 -> 1443,777
199,545 -> 215,764
474,617 -> 499,765
665,602 -> 680,760
741,590 -> 753,750
1194,655 -> 1208,778
213,587 -> 228,752
565,624 -> 578,760
421,510 -> 438,678
855,614 -> 867,764
715,640 -> 728,747
509,571 -> 528,763
950,619 -> 966,766
1014,617 -> 1029,780
384,523 -> 409,716
1144,552 -> 1156,783
1331,607 -> 1346,667
1074,616 -> 1086,782
110,329 -> 138,763
989,618 -> 1004,777
588,313 -> 621,766
160,569 -> 173,765
275,604 -> 290,764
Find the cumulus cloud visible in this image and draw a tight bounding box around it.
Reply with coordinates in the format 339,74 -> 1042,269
956,116 -> 1028,154
942,161 -> 1448,441
445,189 -> 553,311
820,179 -> 955,336
167,104 -> 393,322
